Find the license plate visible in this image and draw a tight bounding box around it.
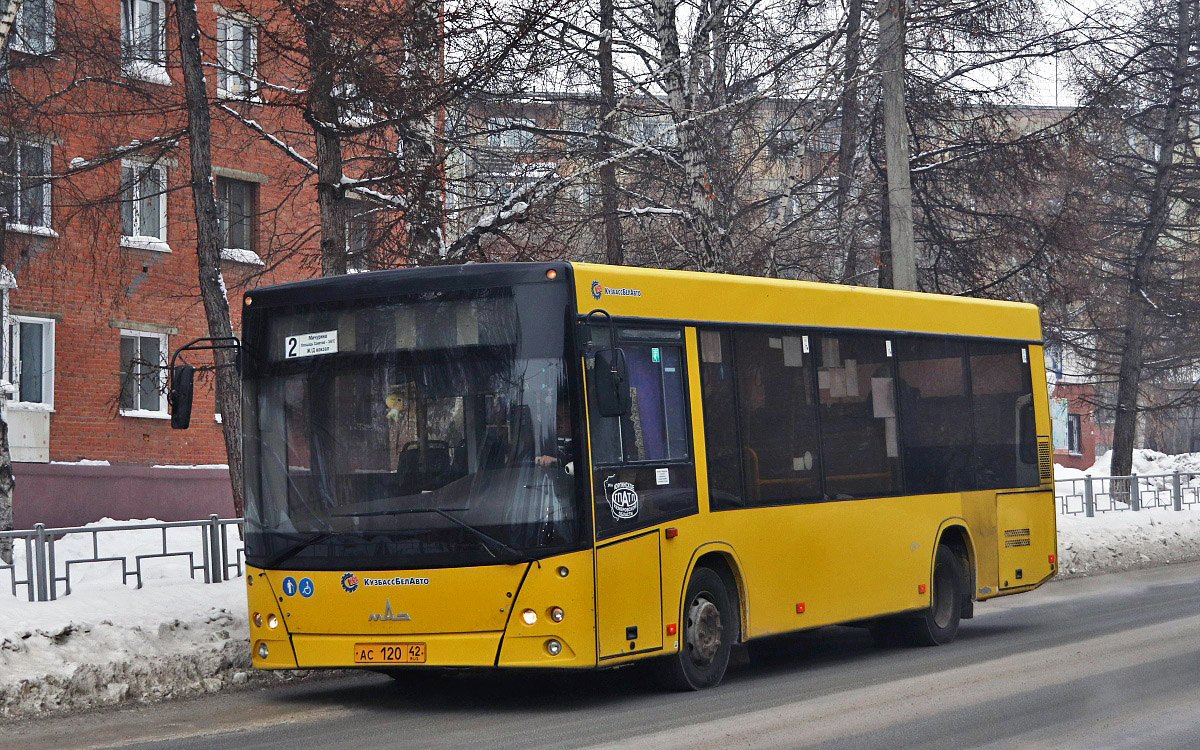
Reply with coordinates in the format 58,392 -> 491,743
353,643 -> 426,664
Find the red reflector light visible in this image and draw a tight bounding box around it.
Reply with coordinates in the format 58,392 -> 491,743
795,603 -> 805,614
918,584 -> 927,595
665,527 -> 678,539
667,624 -> 677,636
1049,554 -> 1056,564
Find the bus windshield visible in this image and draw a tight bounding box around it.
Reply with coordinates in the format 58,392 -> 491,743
241,282 -> 580,570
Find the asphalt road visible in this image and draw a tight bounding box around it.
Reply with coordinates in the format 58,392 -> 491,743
10,561 -> 1200,750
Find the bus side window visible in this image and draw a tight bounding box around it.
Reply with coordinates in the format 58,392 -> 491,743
699,329 -> 744,509
732,329 -> 822,505
588,339 -> 688,465
970,343 -> 1039,489
815,333 -> 902,499
895,337 -> 975,494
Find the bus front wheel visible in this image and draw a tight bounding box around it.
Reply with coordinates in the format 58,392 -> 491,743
906,543 -> 964,646
659,567 -> 735,690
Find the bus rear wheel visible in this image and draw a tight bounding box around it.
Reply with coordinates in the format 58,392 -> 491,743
659,567 -> 734,690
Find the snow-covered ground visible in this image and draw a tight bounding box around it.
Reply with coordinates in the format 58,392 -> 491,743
1053,447 -> 1200,479
5,457 -> 1200,721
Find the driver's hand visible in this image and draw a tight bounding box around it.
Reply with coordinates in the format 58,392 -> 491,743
535,455 -> 557,467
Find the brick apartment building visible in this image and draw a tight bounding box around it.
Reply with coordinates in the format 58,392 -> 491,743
2,0 -> 319,527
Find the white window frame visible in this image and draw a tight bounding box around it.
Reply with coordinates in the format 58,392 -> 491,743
11,0 -> 56,56
121,0 -> 169,85
119,329 -> 169,418
7,315 -> 55,410
0,137 -> 53,235
215,175 -> 254,251
1067,413 -> 1082,456
120,160 -> 169,252
217,11 -> 259,99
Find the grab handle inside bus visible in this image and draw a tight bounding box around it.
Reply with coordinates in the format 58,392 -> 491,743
594,348 -> 631,417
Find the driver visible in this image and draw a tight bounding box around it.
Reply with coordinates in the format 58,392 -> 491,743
535,399 -> 574,476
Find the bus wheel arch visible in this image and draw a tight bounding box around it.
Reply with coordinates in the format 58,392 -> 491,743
658,547 -> 745,690
935,522 -> 976,620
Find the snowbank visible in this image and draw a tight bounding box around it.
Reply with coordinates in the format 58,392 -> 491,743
0,520 -> 311,721
1054,448 -> 1200,479
1056,508 -> 1200,579
0,580 -> 262,719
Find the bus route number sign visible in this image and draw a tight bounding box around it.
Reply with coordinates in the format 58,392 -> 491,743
285,330 -> 339,359
353,642 -> 427,665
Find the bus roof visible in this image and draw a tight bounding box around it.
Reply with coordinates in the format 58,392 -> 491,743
572,263 -> 1042,343
243,261 -> 1041,343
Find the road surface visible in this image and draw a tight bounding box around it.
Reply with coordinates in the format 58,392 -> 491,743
8,561 -> 1200,749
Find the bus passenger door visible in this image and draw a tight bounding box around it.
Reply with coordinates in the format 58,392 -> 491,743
585,326 -> 698,660
595,530 -> 663,658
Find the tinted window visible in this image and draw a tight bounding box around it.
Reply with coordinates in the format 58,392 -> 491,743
896,337 -> 975,494
816,334 -> 901,498
733,329 -> 822,504
588,340 -> 689,464
698,329 -> 743,509
587,329 -> 697,538
970,342 -> 1038,489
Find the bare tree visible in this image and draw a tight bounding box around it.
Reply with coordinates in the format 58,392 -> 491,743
1056,0 -> 1200,479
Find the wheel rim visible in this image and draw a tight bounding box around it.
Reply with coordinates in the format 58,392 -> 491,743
932,562 -> 955,629
685,594 -> 723,666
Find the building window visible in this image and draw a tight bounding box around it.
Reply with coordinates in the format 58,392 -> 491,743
346,202 -> 372,270
0,138 -> 51,232
11,0 -> 55,55
1067,413 -> 1083,455
120,330 -> 167,416
216,177 -> 254,251
217,13 -> 258,98
7,315 -> 54,408
121,162 -> 167,249
486,118 -> 537,150
121,0 -> 167,83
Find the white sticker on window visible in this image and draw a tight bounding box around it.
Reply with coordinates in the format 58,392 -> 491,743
285,330 -> 338,359
655,467 -> 670,485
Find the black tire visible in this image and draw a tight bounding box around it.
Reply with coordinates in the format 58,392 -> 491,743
658,567 -> 735,690
901,543 -> 965,646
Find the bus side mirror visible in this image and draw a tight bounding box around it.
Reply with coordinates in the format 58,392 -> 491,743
594,348 -> 631,418
170,364 -> 195,430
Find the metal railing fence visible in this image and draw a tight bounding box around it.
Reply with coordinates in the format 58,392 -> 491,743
0,514 -> 243,602
1056,472 -> 1200,516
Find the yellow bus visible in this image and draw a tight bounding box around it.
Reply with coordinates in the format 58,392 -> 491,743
176,262 -> 1056,690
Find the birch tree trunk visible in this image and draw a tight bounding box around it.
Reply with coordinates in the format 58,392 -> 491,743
837,0 -> 863,283
651,0 -> 734,273
401,0 -> 445,264
176,0 -> 245,517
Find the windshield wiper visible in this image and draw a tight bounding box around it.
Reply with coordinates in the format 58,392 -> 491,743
332,507 -> 530,562
260,531 -> 333,569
